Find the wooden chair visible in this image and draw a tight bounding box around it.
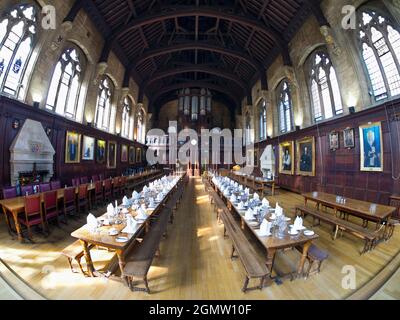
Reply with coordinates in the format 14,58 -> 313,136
120,176 -> 128,195
77,184 -> 89,215
50,181 -> 61,190
19,194 -> 45,241
40,183 -> 51,193
43,190 -> 61,230
2,187 -> 17,199
64,187 -> 77,218
104,179 -> 112,203
113,178 -> 121,198
94,180 -> 104,207
296,244 -> 329,279
21,185 -> 33,196
61,240 -> 94,276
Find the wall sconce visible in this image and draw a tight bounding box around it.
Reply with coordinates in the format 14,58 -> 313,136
267,136 -> 272,140
12,119 -> 20,129
87,122 -> 92,127
33,101 -> 40,109
349,106 -> 356,114
295,126 -> 301,131
46,127 -> 52,136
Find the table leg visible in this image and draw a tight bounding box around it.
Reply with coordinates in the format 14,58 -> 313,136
272,183 -> 275,196
12,211 -> 23,242
81,240 -> 95,277
1,206 -> 14,237
297,241 -> 312,278
116,249 -> 129,286
266,248 -> 277,277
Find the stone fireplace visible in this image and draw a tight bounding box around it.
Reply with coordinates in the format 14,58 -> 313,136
9,119 -> 55,186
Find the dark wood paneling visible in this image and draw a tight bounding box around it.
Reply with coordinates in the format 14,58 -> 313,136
0,97 -> 147,187
255,99 -> 400,206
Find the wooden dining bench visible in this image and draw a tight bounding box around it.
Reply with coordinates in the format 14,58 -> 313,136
295,244 -> 329,279
219,209 -> 270,292
296,206 -> 379,254
61,240 -> 95,275
122,208 -> 171,294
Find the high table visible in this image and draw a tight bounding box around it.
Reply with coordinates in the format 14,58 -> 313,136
71,174 -> 184,280
0,170 -> 162,242
230,172 -> 276,197
210,175 -> 319,279
302,192 -> 395,226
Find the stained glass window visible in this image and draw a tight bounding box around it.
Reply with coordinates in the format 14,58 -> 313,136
45,47 -> 84,119
357,9 -> 400,101
259,100 -> 267,140
95,77 -> 113,131
277,80 -> 293,133
121,96 -> 132,138
0,4 -> 37,97
308,51 -> 343,122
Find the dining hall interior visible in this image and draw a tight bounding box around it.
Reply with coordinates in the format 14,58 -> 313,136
0,0 -> 399,301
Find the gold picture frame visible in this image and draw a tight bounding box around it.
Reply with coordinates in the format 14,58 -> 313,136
129,146 -> 135,164
359,122 -> 383,172
329,131 -> 339,151
136,148 -> 142,163
279,141 -> 294,175
96,139 -> 106,164
65,131 -> 81,164
296,137 -> 315,177
107,141 -> 117,169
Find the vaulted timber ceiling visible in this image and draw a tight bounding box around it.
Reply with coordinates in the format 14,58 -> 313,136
79,0 -> 325,112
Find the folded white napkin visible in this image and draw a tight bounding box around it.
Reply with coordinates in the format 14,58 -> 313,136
107,203 -> 114,216
230,194 -> 237,202
245,188 -> 250,195
259,220 -> 272,237
293,216 -> 304,232
122,215 -> 138,234
245,208 -> 255,220
136,207 -> 148,220
157,193 -> 163,201
132,191 -> 140,200
238,201 -> 245,210
143,186 -> 148,192
87,213 -> 98,232
122,196 -> 129,206
275,203 -> 283,216
262,198 -> 269,207
254,193 -> 260,200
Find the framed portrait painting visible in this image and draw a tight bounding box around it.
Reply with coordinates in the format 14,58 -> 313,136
107,142 -> 117,169
82,136 -> 95,161
329,131 -> 339,151
121,144 -> 128,163
359,122 -> 383,172
129,146 -> 135,164
136,148 -> 142,163
279,141 -> 294,175
65,131 -> 81,164
96,140 -> 106,164
343,128 -> 355,149
296,137 -> 316,177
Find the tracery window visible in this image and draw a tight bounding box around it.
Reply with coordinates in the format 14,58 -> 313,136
277,80 -> 293,133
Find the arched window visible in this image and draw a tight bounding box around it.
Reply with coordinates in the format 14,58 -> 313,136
245,112 -> 252,145
95,76 -> 114,131
121,96 -> 132,139
0,4 -> 37,97
259,100 -> 267,140
45,47 -> 85,119
357,9 -> 400,101
277,80 -> 293,133
308,50 -> 343,122
137,109 -> 145,143
191,95 -> 198,121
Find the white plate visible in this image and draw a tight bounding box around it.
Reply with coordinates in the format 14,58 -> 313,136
284,217 -> 291,221
108,230 -> 119,236
289,225 -> 306,231
288,230 -> 299,236
304,230 -> 315,236
115,236 -> 129,243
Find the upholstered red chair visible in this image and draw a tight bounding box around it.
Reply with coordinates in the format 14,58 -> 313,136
92,175 -> 99,183
64,187 -> 77,218
104,179 -> 112,202
19,194 -> 45,240
120,176 -> 128,195
94,180 -> 104,207
77,184 -> 89,214
2,187 -> 17,199
72,178 -> 80,187
50,181 -> 61,190
43,190 -> 61,229
21,185 -> 33,196
80,177 -> 88,184
40,183 -> 51,193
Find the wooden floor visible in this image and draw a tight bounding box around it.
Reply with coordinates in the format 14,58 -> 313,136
0,178 -> 399,300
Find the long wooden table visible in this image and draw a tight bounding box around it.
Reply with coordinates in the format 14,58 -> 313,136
302,192 -> 395,226
71,174 -> 184,280
230,172 -> 276,197
210,175 -> 319,279
0,170 -> 162,242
